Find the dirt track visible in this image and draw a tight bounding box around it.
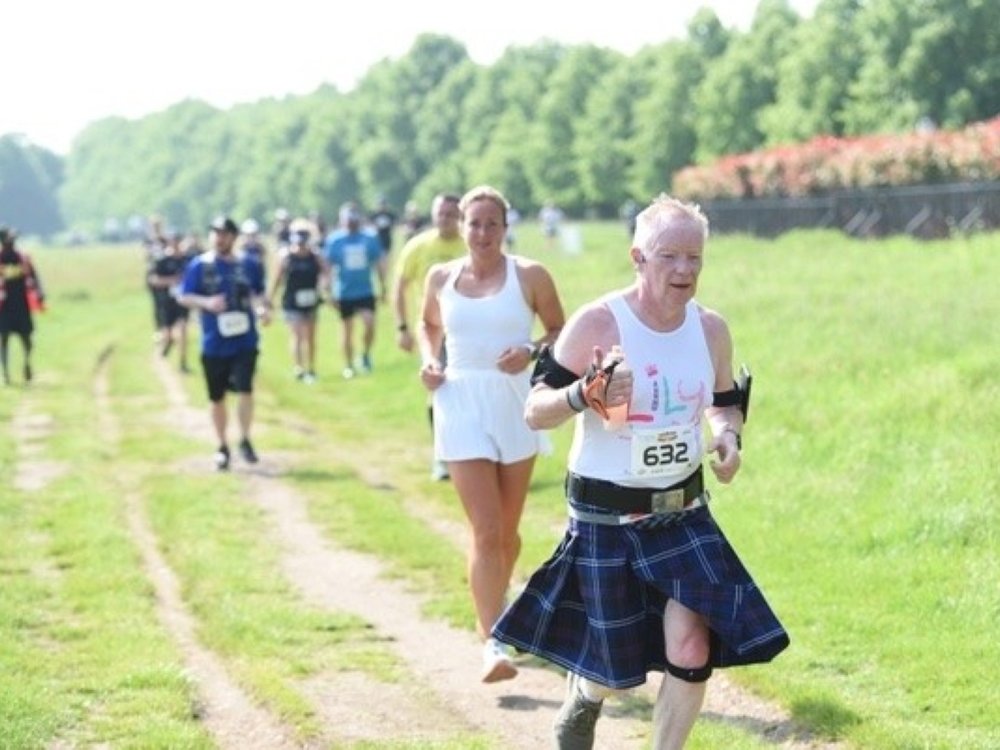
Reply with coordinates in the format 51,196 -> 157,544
11,348 -> 836,748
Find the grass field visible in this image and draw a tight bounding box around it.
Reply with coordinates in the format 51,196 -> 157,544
1,220 -> 998,748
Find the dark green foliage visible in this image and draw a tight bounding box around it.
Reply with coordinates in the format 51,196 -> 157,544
0,135 -> 64,236
3,0 -> 991,232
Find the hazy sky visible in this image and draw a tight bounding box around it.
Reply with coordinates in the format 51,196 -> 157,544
5,0 -> 819,154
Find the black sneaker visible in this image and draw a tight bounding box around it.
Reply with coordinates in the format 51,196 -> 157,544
215,445 -> 231,471
238,438 -> 258,464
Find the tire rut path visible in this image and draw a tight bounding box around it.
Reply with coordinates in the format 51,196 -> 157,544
97,349 -> 300,750
147,354 -> 837,749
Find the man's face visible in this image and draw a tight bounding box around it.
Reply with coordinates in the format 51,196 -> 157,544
634,220 -> 705,304
432,198 -> 461,238
213,229 -> 237,254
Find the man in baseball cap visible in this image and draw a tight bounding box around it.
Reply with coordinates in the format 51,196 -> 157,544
180,214 -> 271,470
209,216 -> 240,235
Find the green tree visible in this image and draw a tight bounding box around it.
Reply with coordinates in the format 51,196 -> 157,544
468,109 -> 535,212
523,44 -> 621,213
296,89 -> 361,223
692,0 -> 800,161
441,42 -> 563,210
61,117 -> 138,232
843,0 -> 1000,134
0,135 -> 64,236
628,38 -> 714,200
897,0 -> 1000,128
348,35 -> 469,209
687,6 -> 730,58
759,0 -> 864,142
574,56 -> 641,213
840,0 -> 923,134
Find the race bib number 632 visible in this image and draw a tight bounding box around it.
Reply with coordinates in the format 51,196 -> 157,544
630,424 -> 702,479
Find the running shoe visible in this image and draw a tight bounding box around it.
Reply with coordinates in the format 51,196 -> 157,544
360,353 -> 372,373
238,438 -> 259,464
481,638 -> 517,683
553,672 -> 603,750
214,445 -> 230,471
302,371 -> 317,385
430,459 -> 450,482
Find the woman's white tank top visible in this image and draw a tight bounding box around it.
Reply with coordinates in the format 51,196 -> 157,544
568,294 -> 715,487
440,255 -> 533,372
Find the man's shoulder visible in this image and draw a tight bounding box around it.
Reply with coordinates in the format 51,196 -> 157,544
322,232 -> 345,255
186,251 -> 213,268
696,302 -> 729,342
400,228 -> 434,252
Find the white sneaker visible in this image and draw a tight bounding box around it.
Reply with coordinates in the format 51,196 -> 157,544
430,459 -> 450,481
481,638 -> 517,683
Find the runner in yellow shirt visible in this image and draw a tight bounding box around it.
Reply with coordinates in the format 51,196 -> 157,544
392,193 -> 465,479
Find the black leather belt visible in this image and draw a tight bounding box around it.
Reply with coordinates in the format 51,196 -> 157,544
566,467 -> 704,514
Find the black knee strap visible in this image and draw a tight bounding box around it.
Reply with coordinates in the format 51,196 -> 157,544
665,659 -> 713,683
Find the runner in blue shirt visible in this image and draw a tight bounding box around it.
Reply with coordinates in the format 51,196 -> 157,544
179,216 -> 271,470
323,202 -> 386,378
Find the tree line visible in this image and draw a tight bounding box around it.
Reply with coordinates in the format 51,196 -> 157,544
3,0 -> 998,238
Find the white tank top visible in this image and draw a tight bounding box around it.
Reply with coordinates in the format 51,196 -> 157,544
440,255 -> 534,372
568,294 -> 715,487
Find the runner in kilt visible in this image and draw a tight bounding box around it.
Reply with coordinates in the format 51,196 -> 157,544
492,195 -> 788,750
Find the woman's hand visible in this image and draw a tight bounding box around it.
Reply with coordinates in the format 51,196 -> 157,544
496,344 -> 534,374
420,359 -> 446,391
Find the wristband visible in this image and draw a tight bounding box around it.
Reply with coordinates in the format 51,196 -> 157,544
522,342 -> 539,360
565,381 -> 587,412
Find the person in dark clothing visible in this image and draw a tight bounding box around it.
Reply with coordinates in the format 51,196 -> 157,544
0,227 -> 45,386
148,231 -> 192,372
268,220 -> 324,383
369,196 -> 398,255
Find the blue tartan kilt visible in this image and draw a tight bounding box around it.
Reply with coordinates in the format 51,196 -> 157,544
492,504 -> 790,689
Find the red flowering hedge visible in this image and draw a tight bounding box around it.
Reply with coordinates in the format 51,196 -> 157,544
673,116 -> 1000,201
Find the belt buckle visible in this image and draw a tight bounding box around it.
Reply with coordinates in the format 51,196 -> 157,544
651,488 -> 685,513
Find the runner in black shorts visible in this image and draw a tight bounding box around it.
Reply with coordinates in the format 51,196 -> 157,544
322,203 -> 386,379
335,295 -> 375,320
179,216 -> 271,471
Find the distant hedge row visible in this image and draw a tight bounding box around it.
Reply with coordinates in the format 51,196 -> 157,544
674,116 -> 1000,201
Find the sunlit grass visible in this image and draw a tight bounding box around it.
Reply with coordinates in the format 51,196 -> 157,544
4,224 -> 999,748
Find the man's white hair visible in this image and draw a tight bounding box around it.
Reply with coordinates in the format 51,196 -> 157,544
633,194 -> 709,252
